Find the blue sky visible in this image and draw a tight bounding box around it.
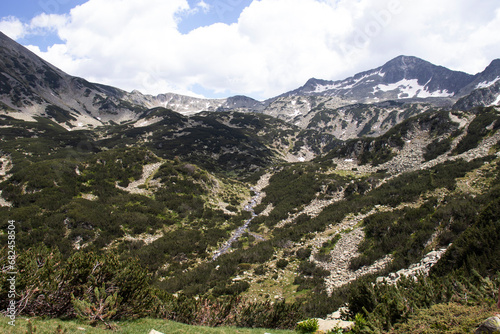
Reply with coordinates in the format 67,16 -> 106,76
1,0 -> 250,50
1,0 -> 500,100
178,0 -> 253,33
0,0 -> 250,28
0,0 -> 85,49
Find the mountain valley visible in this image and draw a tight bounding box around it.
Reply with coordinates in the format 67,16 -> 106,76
1,31 -> 500,333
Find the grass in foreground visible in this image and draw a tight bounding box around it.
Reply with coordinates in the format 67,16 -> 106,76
0,317 -> 294,334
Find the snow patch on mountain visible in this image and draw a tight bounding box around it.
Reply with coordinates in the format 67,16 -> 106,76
490,94 -> 500,106
373,79 -> 453,98
313,71 -> 386,93
477,77 -> 500,89
314,83 -> 342,93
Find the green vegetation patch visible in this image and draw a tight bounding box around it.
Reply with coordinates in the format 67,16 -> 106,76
452,107 -> 500,155
390,302 -> 497,334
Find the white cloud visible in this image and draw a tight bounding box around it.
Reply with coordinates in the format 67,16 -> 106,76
8,0 -> 500,100
30,13 -> 69,32
196,0 -> 210,13
0,16 -> 27,40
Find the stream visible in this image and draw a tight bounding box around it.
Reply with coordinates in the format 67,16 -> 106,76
212,187 -> 261,261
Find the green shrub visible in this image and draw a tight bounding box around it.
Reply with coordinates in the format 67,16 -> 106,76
0,245 -> 156,319
296,318 -> 319,333
276,259 -> 289,269
424,137 -> 453,161
254,265 -> 267,275
315,234 -> 342,262
390,302 -> 498,334
296,247 -> 312,260
432,195 -> 500,277
346,271 -> 500,332
351,313 -> 367,333
452,109 -> 500,155
71,285 -> 120,329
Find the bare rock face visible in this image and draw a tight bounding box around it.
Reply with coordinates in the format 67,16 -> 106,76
454,80 -> 500,110
2,31 -> 500,137
317,318 -> 354,332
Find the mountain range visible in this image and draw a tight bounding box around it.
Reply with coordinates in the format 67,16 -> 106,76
1,31 -> 499,133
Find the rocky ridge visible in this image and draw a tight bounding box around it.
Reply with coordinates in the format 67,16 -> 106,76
2,32 -> 499,137
376,247 -> 448,285
287,56 -> 472,102
454,80 -> 500,110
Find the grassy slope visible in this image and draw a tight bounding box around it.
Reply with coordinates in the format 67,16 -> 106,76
0,317 -> 294,334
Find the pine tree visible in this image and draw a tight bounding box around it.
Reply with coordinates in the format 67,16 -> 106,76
71,284 -> 121,329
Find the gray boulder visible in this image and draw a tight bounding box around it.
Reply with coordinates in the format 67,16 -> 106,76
475,316 -> 500,334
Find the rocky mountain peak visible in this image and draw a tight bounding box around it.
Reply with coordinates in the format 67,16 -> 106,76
286,55 -> 474,104
380,55 -> 438,81
472,58 -> 500,85
381,55 -> 428,72
379,55 -> 473,95
484,58 -> 500,72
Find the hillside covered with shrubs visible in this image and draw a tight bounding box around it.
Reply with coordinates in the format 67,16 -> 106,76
1,106 -> 500,333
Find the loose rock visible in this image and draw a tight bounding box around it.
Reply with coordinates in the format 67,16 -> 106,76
475,315 -> 500,334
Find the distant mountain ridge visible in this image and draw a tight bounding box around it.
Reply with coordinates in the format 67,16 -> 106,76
286,55 -> 487,103
125,91 -> 266,114
0,31 -> 499,131
0,31 -> 145,126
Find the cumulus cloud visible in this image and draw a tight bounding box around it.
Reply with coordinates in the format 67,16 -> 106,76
0,16 -> 26,40
30,13 -> 69,32
3,0 -> 500,99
